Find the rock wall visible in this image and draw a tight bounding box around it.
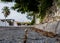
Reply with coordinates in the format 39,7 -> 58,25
34,21 -> 60,34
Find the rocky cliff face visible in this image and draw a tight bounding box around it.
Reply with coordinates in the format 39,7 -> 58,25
42,7 -> 60,23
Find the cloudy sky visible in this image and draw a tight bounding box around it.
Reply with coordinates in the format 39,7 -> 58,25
0,2 -> 31,22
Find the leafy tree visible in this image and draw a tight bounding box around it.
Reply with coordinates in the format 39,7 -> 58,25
39,0 -> 54,22
2,6 -> 10,26
1,0 -> 59,23
12,0 -> 40,24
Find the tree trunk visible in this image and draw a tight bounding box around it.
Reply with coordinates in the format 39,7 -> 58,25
33,14 -> 35,24
31,13 -> 36,25
5,17 -> 6,26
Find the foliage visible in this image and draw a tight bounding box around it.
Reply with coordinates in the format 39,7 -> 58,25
39,0 -> 54,22
2,6 -> 10,17
1,0 -> 59,23
26,12 -> 33,20
30,20 -> 35,25
11,0 -> 40,15
26,12 -> 36,24
17,22 -> 31,25
17,22 -> 21,26
12,0 -> 40,24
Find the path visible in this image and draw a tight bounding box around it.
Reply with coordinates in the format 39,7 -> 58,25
0,26 -> 60,43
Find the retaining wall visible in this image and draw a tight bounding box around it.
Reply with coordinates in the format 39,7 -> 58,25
34,21 -> 60,34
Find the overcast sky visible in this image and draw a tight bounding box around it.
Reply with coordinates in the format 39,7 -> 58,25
0,2 -> 31,22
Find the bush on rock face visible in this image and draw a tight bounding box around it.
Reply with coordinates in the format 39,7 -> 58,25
17,22 -> 21,26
